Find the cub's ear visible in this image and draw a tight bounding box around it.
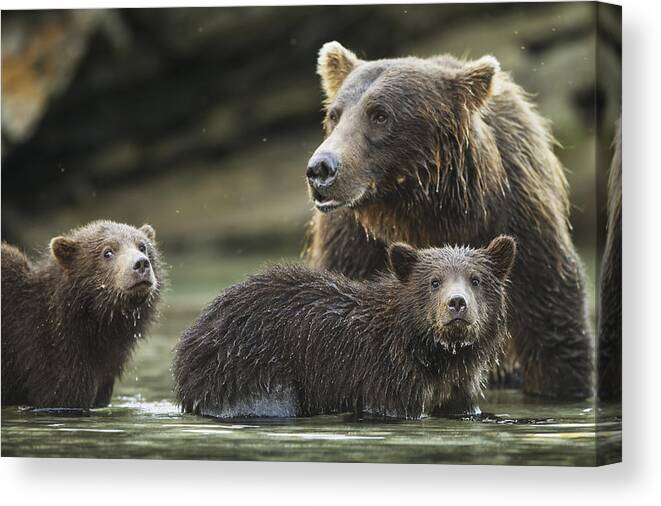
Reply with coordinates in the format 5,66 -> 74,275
50,236 -> 78,269
140,224 -> 156,241
485,235 -> 516,281
317,41 -> 362,104
388,243 -> 419,281
455,55 -> 500,110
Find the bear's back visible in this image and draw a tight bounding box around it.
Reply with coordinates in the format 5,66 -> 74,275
1,243 -> 32,286
0,243 -> 40,330
1,243 -> 40,405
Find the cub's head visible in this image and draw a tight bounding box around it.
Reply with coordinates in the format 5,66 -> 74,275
50,220 -> 162,305
307,41 -> 500,213
388,236 -> 516,351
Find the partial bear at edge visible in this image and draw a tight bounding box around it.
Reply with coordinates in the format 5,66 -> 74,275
598,120 -> 622,401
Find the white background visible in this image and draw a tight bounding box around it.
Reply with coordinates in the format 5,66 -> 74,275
1,0 -> 658,504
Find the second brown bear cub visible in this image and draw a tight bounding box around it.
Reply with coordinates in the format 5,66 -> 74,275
1,221 -> 163,408
174,236 -> 516,419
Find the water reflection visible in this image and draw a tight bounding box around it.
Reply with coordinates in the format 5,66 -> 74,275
1,254 -> 621,465
1,390 -> 621,465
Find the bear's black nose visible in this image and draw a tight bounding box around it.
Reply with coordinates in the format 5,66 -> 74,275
448,294 -> 467,314
133,256 -> 151,275
307,152 -> 339,189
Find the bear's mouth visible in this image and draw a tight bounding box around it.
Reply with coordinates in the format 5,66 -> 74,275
437,339 -> 476,352
129,280 -> 153,291
443,318 -> 472,327
434,318 -> 479,350
311,188 -> 344,213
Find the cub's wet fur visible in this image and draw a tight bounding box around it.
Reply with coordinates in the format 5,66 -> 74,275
305,42 -> 593,399
174,236 -> 516,419
1,220 -> 163,408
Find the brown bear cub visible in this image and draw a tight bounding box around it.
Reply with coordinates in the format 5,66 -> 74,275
174,236 -> 516,419
304,42 -> 593,399
1,220 -> 163,408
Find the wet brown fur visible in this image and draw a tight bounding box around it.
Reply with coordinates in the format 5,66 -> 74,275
1,221 -> 163,408
598,121 -> 622,400
174,238 -> 515,419
305,42 -> 592,398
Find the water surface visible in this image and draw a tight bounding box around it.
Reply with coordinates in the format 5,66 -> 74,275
1,253 -> 621,465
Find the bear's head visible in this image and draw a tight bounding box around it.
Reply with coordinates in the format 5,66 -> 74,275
307,41 -> 503,219
50,220 -> 162,306
388,235 -> 516,351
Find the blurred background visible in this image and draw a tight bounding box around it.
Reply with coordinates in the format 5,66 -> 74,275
1,3 -> 621,315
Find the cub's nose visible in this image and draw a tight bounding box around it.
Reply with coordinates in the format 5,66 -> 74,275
133,256 -> 151,276
306,152 -> 339,189
448,294 -> 467,314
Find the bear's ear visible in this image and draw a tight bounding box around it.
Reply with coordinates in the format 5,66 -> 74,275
317,41 -> 362,104
484,235 -> 516,281
50,236 -> 78,270
388,243 -> 419,281
140,224 -> 156,241
455,55 -> 500,110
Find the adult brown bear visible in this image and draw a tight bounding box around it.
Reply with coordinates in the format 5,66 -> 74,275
598,121 -> 622,400
304,42 -> 592,399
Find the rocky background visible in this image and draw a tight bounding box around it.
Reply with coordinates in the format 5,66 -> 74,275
2,3 -> 621,262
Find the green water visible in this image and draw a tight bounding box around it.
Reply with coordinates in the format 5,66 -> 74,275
1,253 -> 621,465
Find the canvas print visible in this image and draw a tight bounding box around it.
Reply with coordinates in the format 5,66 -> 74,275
1,2 -> 621,465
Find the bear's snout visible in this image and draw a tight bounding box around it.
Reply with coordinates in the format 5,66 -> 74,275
130,253 -> 153,285
307,151 -> 339,192
438,286 -> 476,328
447,294 -> 468,317
133,255 -> 151,276
120,250 -> 156,293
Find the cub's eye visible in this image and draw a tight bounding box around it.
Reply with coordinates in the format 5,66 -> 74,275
431,279 -> 441,290
328,109 -> 339,123
103,248 -> 114,259
471,276 -> 481,287
138,243 -> 147,253
372,111 -> 388,124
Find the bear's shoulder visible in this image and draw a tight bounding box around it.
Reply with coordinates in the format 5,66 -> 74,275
1,242 -> 33,278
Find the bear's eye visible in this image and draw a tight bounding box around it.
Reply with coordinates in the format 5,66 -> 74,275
431,279 -> 441,290
103,248 -> 114,259
138,243 -> 147,253
372,111 -> 388,125
471,276 -> 481,287
328,109 -> 339,123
